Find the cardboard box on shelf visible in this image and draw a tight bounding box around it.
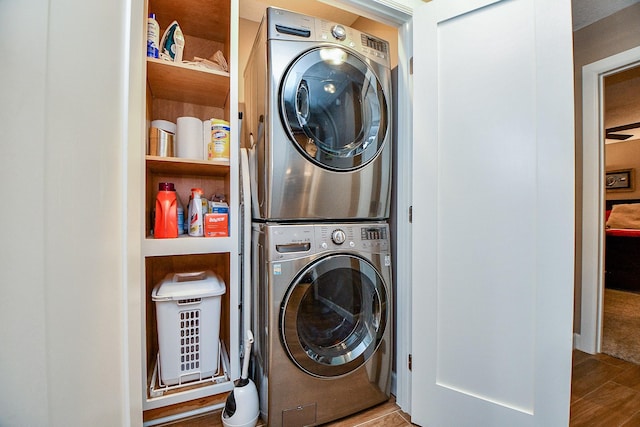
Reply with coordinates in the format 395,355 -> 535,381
204,213 -> 228,237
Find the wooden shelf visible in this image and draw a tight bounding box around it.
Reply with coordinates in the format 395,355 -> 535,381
149,0 -> 230,42
143,235 -> 232,257
146,155 -> 230,176
147,58 -> 230,107
143,389 -> 230,422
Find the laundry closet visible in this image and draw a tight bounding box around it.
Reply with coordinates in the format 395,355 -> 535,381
135,0 -> 577,424
138,0 -> 400,424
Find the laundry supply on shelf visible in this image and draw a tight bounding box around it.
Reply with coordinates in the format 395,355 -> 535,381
207,119 -> 231,161
154,182 -> 178,238
147,13 -> 160,58
188,188 -> 205,237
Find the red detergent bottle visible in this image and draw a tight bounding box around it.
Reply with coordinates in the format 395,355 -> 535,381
154,182 -> 178,238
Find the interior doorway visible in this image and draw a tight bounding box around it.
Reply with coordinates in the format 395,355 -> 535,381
600,64 -> 640,364
579,46 -> 640,356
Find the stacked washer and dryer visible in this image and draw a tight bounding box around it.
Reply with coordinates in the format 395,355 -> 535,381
242,7 -> 393,426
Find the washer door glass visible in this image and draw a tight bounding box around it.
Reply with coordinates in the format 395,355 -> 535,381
280,47 -> 388,171
280,254 -> 388,378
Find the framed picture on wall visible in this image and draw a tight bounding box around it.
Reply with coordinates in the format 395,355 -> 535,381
606,168 -> 634,192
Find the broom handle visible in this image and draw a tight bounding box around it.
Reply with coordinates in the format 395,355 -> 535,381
241,330 -> 254,380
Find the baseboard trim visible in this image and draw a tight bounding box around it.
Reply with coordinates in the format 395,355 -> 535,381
574,332 -> 596,355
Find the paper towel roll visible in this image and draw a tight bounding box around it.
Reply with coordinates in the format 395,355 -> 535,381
176,117 -> 203,159
203,119 -> 211,161
151,119 -> 176,134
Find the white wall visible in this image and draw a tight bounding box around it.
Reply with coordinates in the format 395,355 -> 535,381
0,0 -> 134,425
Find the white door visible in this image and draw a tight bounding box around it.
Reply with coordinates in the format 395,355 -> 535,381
411,0 -> 575,425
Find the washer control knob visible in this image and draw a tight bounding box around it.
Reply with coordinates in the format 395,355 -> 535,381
331,25 -> 347,41
331,229 -> 346,245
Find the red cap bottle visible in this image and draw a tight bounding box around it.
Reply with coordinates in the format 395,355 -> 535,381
154,182 -> 178,238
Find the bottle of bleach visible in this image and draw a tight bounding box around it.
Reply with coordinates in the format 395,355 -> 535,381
188,188 -> 204,237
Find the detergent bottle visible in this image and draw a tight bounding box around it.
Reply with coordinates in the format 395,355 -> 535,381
154,182 -> 178,238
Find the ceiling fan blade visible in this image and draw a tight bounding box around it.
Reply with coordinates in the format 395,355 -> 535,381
606,133 -> 634,140
606,121 -> 640,133
605,121 -> 640,141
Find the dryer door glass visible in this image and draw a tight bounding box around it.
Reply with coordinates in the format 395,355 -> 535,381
280,47 -> 389,171
280,254 -> 388,377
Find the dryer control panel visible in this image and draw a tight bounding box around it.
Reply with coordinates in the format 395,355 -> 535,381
266,7 -> 390,67
315,19 -> 390,66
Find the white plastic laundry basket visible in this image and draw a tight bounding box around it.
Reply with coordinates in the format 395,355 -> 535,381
152,270 -> 226,386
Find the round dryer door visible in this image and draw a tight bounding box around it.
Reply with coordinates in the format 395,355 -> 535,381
280,46 -> 389,171
280,254 -> 388,378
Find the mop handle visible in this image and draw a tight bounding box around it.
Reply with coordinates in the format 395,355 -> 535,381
241,330 -> 254,380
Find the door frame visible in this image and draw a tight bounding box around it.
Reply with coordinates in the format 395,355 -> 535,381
577,46 -> 640,353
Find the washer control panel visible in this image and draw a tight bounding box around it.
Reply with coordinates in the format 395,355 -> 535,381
317,224 -> 389,253
331,229 -> 346,244
361,226 -> 387,241
331,24 -> 347,41
267,223 -> 389,260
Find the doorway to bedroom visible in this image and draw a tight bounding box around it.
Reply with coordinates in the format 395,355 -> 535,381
601,64 -> 640,364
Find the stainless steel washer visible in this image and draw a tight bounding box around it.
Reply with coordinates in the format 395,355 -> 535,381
244,7 -> 393,221
251,222 -> 393,426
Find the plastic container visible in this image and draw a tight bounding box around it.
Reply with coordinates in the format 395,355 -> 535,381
201,195 -> 210,217
154,182 -> 178,238
177,197 -> 185,235
208,119 -> 231,161
188,188 -> 204,237
152,271 -> 226,386
147,13 -> 160,58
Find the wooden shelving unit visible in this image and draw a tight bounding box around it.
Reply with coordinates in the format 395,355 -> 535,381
141,0 -> 238,419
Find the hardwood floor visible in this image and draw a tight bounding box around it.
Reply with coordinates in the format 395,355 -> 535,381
571,350 -> 640,426
158,397 -> 412,426
161,351 -> 640,426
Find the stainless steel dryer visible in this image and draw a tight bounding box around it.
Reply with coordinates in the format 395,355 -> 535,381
244,7 -> 393,221
251,222 -> 392,426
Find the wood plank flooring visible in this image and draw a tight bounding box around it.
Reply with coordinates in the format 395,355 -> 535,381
157,397 -> 412,426
571,350 -> 640,426
160,350 -> 640,426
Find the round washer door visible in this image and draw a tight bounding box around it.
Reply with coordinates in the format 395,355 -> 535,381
280,254 -> 388,378
280,46 -> 389,171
